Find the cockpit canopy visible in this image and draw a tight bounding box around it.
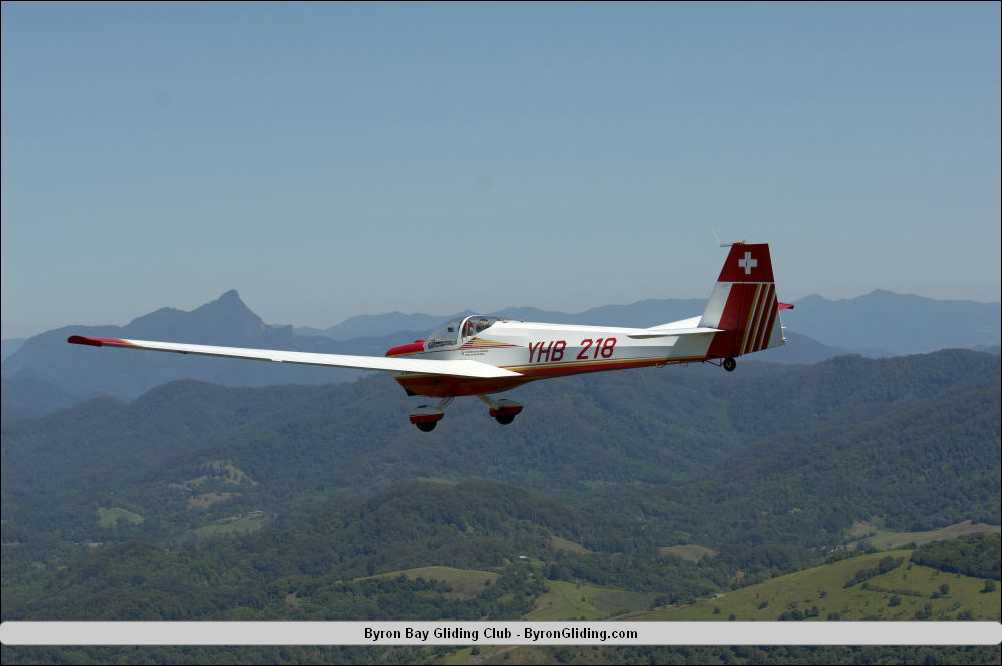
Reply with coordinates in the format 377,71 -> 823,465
425,315 -> 500,349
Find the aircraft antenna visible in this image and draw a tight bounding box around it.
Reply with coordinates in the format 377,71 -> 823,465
713,229 -> 744,247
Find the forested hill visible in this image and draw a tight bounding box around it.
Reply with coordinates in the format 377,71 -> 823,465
3,349 -> 997,551
2,350 -> 999,666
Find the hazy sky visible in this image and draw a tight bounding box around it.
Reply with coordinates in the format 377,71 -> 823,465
3,2 -> 999,337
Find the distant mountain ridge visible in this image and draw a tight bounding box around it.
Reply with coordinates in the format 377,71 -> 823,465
0,292 -> 829,414
791,290 -> 1000,355
297,299 -> 710,339
297,311 -> 474,340
1,338 -> 26,362
2,289 -> 997,420
300,289 -> 999,356
1,291 -> 376,403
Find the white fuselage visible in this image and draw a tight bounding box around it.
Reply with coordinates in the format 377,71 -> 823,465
389,318 -> 719,397
429,320 -> 714,369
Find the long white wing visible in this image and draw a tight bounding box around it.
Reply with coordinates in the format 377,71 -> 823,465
67,335 -> 521,379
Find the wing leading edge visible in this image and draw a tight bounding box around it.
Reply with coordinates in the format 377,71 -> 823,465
66,335 -> 521,379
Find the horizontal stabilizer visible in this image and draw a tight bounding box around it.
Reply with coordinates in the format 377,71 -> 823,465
627,327 -> 722,339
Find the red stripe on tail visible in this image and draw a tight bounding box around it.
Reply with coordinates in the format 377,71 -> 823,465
753,285 -> 778,352
706,283 -> 759,359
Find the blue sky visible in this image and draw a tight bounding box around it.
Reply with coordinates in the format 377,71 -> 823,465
2,2 -> 999,336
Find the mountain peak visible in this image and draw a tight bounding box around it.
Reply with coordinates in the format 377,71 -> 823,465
212,289 -> 245,305
114,289 -> 269,343
193,289 -> 262,325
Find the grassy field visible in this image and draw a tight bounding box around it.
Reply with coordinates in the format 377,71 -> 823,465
440,646 -> 555,665
362,566 -> 499,598
194,511 -> 266,538
548,535 -> 590,555
657,544 -> 718,562
96,507 -> 143,528
863,521 -> 1000,550
527,580 -> 657,620
412,477 -> 460,486
358,565 -> 653,617
187,492 -> 237,509
637,549 -> 1001,621
186,461 -> 257,488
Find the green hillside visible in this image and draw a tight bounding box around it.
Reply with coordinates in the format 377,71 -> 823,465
527,580 -> 657,620
638,549 -> 1001,622
4,498 -> 1001,664
360,566 -> 499,598
355,566 -> 658,620
3,351 -> 1000,664
4,350 -> 998,555
96,507 -> 144,528
658,544 -> 718,562
849,520 -> 1000,551
1,480 -> 727,622
435,645 -> 1002,666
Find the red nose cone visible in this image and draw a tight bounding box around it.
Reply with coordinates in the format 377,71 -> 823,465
385,340 -> 425,357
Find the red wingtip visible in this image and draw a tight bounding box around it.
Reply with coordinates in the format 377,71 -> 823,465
778,302 -> 794,310
68,335 -> 102,346
67,335 -> 130,347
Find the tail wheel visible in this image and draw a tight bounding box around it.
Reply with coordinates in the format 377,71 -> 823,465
415,421 -> 437,432
495,414 -> 515,425
723,357 -> 737,372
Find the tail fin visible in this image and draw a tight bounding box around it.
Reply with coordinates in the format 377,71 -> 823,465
700,242 -> 785,358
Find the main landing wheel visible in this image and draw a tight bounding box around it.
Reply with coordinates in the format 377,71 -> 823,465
409,403 -> 446,432
723,357 -> 737,372
486,398 -> 523,425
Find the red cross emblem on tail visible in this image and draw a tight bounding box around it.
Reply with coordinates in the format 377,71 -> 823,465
717,243 -> 774,283
738,251 -> 758,275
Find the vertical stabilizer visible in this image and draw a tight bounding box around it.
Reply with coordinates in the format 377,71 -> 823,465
701,243 -> 784,359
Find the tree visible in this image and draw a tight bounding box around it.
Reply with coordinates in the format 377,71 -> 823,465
914,603 -> 933,620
